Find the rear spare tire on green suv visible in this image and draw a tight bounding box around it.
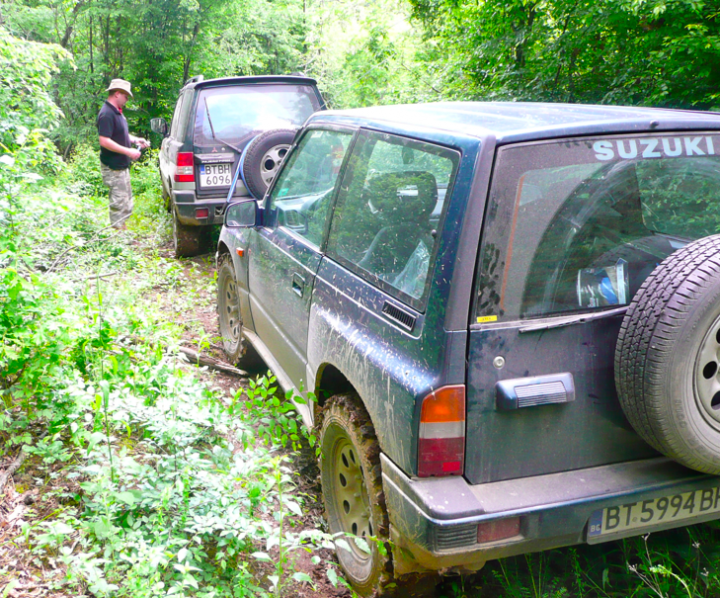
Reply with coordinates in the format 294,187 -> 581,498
616,235 -> 720,474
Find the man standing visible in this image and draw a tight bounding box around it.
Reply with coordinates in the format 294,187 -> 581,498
97,79 -> 150,229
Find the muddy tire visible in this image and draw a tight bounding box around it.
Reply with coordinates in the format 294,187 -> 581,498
173,210 -> 208,258
320,393 -> 394,596
162,183 -> 171,212
616,234 -> 720,474
216,254 -> 264,370
319,394 -> 438,597
241,128 -> 295,199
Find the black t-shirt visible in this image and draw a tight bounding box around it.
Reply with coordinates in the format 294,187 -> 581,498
97,101 -> 131,170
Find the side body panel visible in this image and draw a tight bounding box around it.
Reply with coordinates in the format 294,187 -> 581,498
160,89 -> 191,198
248,227 -> 322,389
307,130 -> 483,474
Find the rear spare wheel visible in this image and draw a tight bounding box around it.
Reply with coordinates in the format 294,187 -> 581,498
240,128 -> 295,199
616,235 -> 720,474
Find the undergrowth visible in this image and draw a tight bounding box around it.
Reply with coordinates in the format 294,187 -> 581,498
5,143 -> 720,598
0,146 -> 344,597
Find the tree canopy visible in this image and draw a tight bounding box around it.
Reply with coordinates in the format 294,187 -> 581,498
408,0 -> 720,108
3,0 -> 720,156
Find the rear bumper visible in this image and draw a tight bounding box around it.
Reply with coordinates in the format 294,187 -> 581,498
174,191 -> 226,226
381,454 -> 720,574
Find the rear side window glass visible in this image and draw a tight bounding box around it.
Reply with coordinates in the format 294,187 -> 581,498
267,129 -> 353,248
327,130 -> 459,309
476,134 -> 720,322
169,92 -> 186,139
194,85 -> 321,147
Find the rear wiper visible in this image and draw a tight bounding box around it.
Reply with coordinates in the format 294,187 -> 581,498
204,98 -> 244,155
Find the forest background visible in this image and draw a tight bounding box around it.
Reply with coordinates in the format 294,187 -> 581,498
5,0 -> 720,155
4,0 -> 720,597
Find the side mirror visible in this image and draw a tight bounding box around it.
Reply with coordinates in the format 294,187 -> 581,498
150,117 -> 169,137
225,199 -> 259,228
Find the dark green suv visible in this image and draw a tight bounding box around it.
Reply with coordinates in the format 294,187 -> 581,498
217,101 -> 720,596
151,75 -> 325,257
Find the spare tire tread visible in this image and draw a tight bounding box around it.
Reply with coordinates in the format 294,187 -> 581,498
616,235 -> 720,472
241,128 -> 296,200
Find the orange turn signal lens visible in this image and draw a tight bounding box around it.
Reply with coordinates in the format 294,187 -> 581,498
236,248 -> 245,257
420,385 -> 465,423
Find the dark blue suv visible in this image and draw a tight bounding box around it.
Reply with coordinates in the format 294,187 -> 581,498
216,102 -> 720,595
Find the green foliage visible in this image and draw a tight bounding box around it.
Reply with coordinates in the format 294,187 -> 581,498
408,0 -> 720,107
304,0 -> 438,108
0,26 -> 66,247
0,26 -> 66,158
0,170 -> 345,595
232,374 -> 318,454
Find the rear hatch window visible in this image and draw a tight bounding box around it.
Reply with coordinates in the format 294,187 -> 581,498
477,133 -> 720,321
193,84 -> 321,149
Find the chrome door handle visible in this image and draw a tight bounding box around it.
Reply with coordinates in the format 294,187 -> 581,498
292,272 -> 305,297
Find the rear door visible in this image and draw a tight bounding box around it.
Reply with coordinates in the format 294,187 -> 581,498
464,135 -> 720,484
193,84 -> 324,201
247,127 -> 355,389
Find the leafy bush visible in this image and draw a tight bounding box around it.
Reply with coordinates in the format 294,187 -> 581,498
0,27 -> 66,178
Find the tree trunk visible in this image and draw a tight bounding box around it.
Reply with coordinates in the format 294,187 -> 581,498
513,2 -> 538,71
89,14 -> 94,73
183,22 -> 201,83
60,1 -> 85,48
104,16 -> 111,69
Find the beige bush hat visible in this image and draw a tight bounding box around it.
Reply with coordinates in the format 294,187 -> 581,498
106,78 -> 133,97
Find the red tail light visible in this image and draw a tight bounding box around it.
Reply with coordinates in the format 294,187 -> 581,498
418,385 -> 465,477
477,517 -> 521,543
175,152 -> 195,182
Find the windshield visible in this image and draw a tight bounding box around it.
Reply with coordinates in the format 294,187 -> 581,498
477,133 -> 720,320
193,84 -> 321,147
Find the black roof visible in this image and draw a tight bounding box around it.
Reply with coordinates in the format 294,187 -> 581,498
189,75 -> 318,91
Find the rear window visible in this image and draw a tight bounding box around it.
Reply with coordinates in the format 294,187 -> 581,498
193,84 -> 321,147
476,133 -> 720,322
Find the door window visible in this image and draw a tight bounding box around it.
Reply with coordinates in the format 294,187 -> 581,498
169,92 -> 186,139
266,128 -> 354,248
326,130 -> 459,308
476,134 -> 720,322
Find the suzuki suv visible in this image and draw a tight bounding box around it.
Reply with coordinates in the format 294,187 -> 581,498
216,102 -> 720,595
151,75 -> 325,257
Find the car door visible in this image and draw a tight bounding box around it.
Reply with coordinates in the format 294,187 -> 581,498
247,127 -> 355,390
465,136 -> 680,485
160,90 -> 189,194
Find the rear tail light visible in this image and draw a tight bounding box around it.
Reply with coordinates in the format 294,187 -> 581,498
477,517 -> 521,543
418,385 -> 465,477
195,208 -> 209,219
175,152 -> 195,182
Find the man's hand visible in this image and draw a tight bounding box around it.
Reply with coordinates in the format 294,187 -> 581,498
99,135 -> 141,160
130,135 -> 151,150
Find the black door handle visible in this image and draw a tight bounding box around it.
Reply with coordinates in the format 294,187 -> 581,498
292,272 -> 306,297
